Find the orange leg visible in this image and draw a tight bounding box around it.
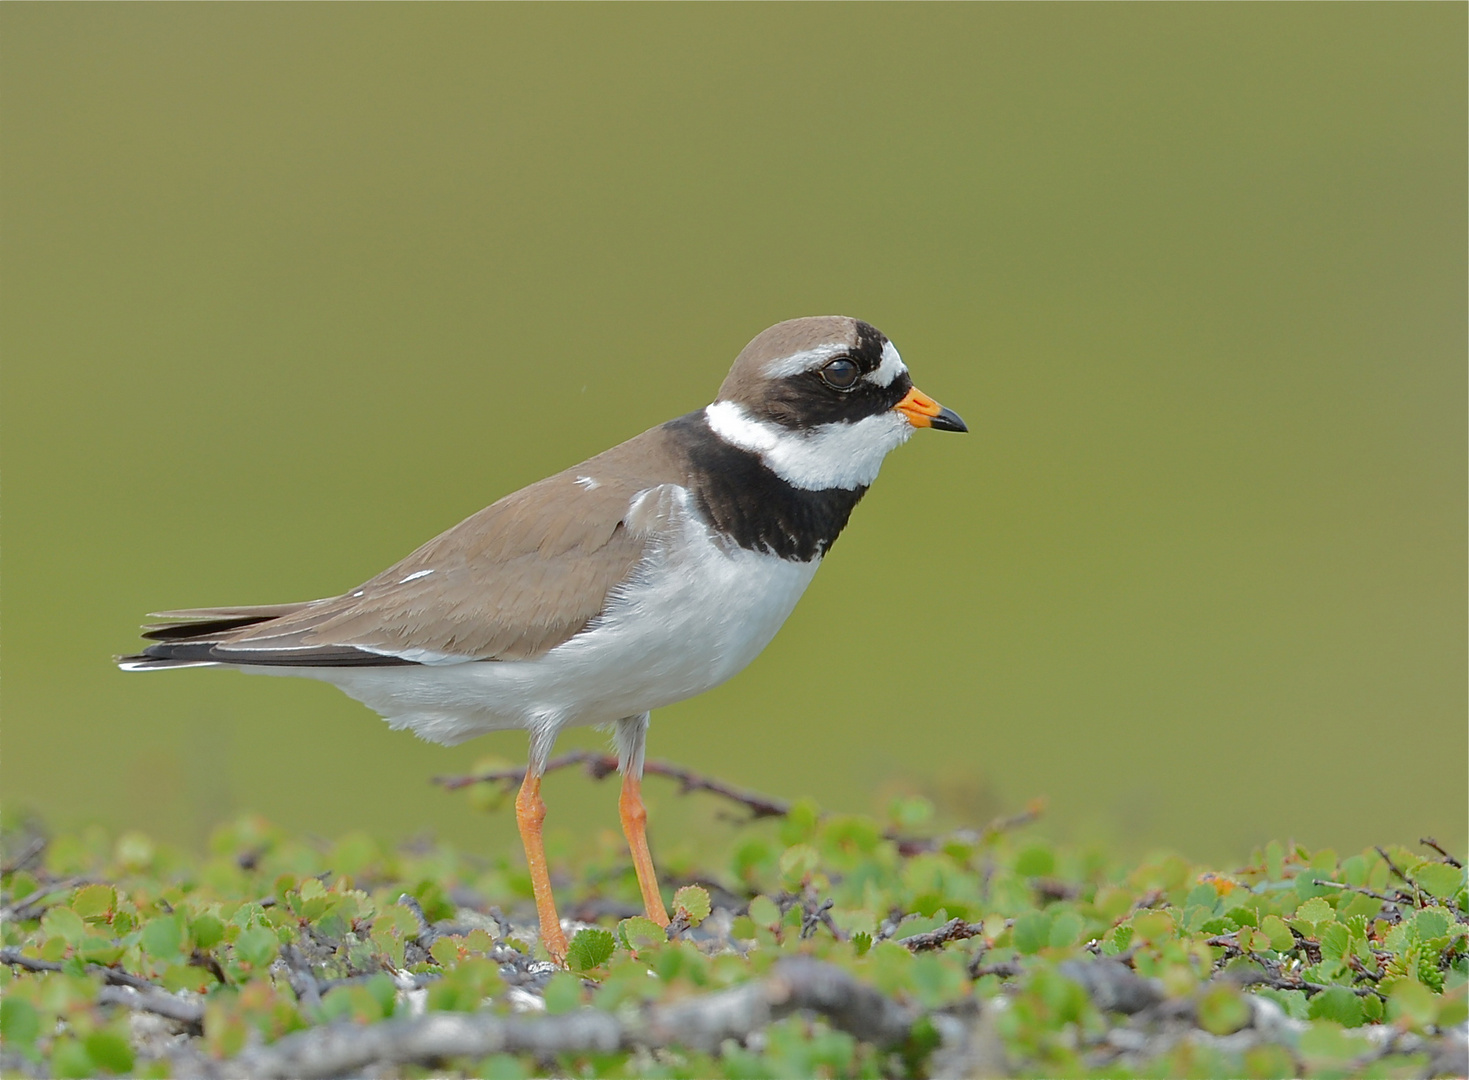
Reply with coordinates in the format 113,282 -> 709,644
619,771 -> 669,926
515,772 -> 568,962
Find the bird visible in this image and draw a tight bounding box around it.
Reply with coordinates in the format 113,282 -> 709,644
118,315 -> 966,961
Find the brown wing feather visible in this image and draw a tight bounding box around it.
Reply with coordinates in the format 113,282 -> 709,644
167,427 -> 690,665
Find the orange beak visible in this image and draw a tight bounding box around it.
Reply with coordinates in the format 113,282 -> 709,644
894,386 -> 968,432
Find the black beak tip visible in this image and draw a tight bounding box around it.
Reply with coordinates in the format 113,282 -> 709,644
932,407 -> 968,433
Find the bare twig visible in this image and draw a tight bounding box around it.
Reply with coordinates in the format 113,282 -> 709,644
197,958 -> 913,1079
2,876 -> 90,921
1419,837 -> 1463,869
899,917 -> 984,952
891,801 -> 1046,856
1226,967 -> 1385,1000
434,752 -> 791,820
1374,846 -> 1411,885
437,754 -> 1042,845
1311,880 -> 1406,905
396,893 -> 436,944
1,947 -> 160,993
97,984 -> 204,1032
1,837 -> 46,877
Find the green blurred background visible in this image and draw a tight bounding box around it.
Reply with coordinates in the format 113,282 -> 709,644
2,5 -> 1464,863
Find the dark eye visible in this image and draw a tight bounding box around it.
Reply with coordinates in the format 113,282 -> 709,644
820,357 -> 860,390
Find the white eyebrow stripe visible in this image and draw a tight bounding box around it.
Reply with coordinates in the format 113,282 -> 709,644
865,341 -> 908,387
761,342 -> 852,379
398,569 -> 435,584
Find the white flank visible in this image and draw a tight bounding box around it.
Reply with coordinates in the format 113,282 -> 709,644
760,343 -> 851,379
866,341 -> 908,388
704,400 -> 913,491
355,645 -> 475,666
118,658 -> 219,671
241,488 -> 821,747
398,569 -> 435,584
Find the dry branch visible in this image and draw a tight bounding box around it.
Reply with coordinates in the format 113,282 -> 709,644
1419,837 -> 1463,869
435,751 -> 792,820
98,985 -> 205,1032
434,753 -> 1045,850
898,916 -> 984,952
191,957 -> 913,1079
1,946 -> 160,993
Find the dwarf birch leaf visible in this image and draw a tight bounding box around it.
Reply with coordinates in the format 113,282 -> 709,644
1412,862 -> 1465,899
617,916 -> 665,953
567,928 -> 615,972
672,885 -> 711,926
234,925 -> 278,968
71,884 -> 115,922
1308,985 -> 1365,1028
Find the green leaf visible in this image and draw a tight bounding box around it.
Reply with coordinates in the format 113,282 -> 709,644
0,998 -> 39,1052
234,925 -> 279,968
1410,862 -> 1465,899
1388,979 -> 1437,1029
140,914 -> 184,958
617,915 -> 666,952
851,930 -> 872,958
1308,985 -> 1364,1027
41,906 -> 86,945
410,879 -> 456,923
541,971 -> 583,1014
190,913 -> 225,950
672,885 -> 711,926
909,953 -> 966,1007
1297,1022 -> 1366,1064
365,972 -> 399,1016
1015,845 -> 1055,878
1260,914 -> 1294,952
430,936 -> 463,968
71,884 -> 115,921
778,843 -> 819,887
49,1039 -> 94,1080
1048,909 -> 1084,949
84,1031 -> 134,1075
1294,897 -> 1334,927
747,894 -> 781,930
888,796 -> 934,830
114,831 -> 155,871
1012,910 -> 1052,955
78,936 -> 125,965
161,963 -> 214,993
1131,910 -> 1174,943
1197,985 -> 1250,1035
479,1054 -> 531,1080
1413,908 -> 1449,942
1264,840 -> 1285,882
1439,991 -> 1468,1028
1318,921 -> 1351,961
566,928 -> 615,972
1361,993 -> 1384,1023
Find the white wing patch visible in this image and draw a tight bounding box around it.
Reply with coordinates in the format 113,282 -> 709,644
704,401 -> 913,491
398,569 -> 435,584
574,475 -> 600,491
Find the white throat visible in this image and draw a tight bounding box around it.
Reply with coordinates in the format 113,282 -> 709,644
704,400 -> 913,491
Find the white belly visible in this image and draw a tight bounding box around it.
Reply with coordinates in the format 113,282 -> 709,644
246,502 -> 821,746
